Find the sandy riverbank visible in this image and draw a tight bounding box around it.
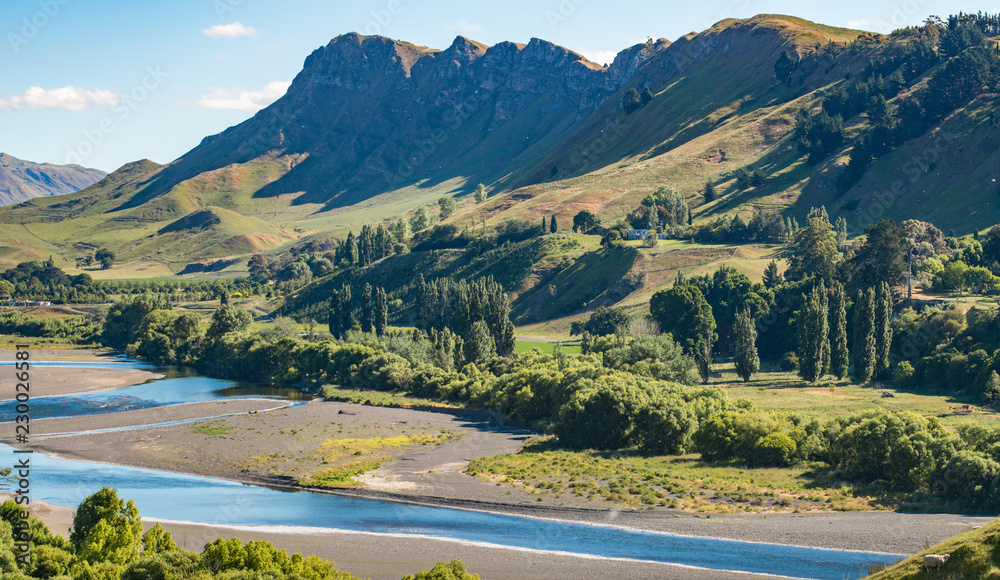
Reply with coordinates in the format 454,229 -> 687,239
11,399 -> 994,556
0,348 -> 163,397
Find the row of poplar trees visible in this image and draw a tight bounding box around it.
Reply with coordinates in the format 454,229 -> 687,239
415,275 -> 516,358
796,281 -> 892,383
332,225 -> 395,267
328,283 -> 389,338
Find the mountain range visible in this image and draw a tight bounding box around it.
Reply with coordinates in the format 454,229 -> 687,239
0,153 -> 105,206
0,14 -> 997,274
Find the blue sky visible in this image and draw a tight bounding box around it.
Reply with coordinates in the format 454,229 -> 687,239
0,0 -> 985,173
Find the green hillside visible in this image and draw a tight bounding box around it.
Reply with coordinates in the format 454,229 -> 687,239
867,518 -> 1000,579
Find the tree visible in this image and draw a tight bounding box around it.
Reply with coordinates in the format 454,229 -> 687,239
874,282 -> 893,379
541,215 -> 547,234
572,210 -> 601,233
797,282 -> 830,383
852,288 -> 877,383
775,49 -> 797,82
703,181 -> 717,203
474,184 -> 488,203
621,88 -> 642,113
95,248 -> 115,269
361,283 -> 374,333
410,206 -> 433,232
785,217 -> 839,282
464,320 -> 495,366
71,487 -> 142,565
866,94 -> 893,127
647,203 -> 659,230
550,215 -> 558,233
556,379 -> 649,449
141,523 -> 177,554
733,307 -> 759,382
644,229 -> 658,247
649,285 -> 716,353
437,196 -> 457,220
640,87 -> 654,105
584,306 -> 631,336
847,219 -> 907,289
403,560 -> 480,580
643,186 -> 688,226
374,287 -> 388,336
830,282 -> 850,380
344,231 -> 359,264
635,397 -> 697,455
762,260 -> 784,289
206,305 -> 253,340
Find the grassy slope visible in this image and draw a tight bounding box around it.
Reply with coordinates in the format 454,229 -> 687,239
867,518 -> 1000,579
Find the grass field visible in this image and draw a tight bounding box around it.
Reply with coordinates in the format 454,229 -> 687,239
468,437 -> 877,514
708,361 -> 1000,431
514,341 -> 582,355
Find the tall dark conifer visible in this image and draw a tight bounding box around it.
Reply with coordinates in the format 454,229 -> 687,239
830,282 -> 850,380
361,283 -> 374,333
874,282 -> 893,379
374,287 -> 388,336
852,288 -> 877,383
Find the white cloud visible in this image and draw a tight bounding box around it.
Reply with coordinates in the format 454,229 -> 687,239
575,49 -> 618,66
203,22 -> 257,39
0,86 -> 119,111
847,19 -> 875,30
444,20 -> 483,34
195,80 -> 290,112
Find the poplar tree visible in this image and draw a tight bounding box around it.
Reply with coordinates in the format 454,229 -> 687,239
874,282 -> 893,379
852,288 -> 877,383
345,231 -> 359,264
830,282 -> 850,380
361,283 -> 374,333
550,215 -> 558,233
328,288 -> 346,338
339,284 -> 354,336
797,282 -> 830,383
733,307 -> 759,382
541,216 -> 547,233
374,287 -> 388,336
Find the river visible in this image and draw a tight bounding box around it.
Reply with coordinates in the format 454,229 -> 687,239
5,361 -> 901,579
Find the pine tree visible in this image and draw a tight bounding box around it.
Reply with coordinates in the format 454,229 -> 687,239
374,287 -> 388,336
830,282 -> 850,380
762,260 -> 784,289
852,288 -> 877,383
733,307 -> 759,382
361,283 -> 374,333
874,282 -> 893,379
797,282 -> 830,383
550,215 -> 558,233
703,181 -> 717,203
